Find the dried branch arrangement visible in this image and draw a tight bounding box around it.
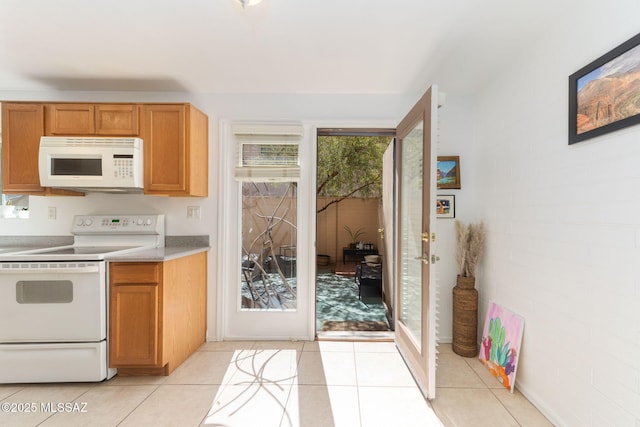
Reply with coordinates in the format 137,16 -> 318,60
455,220 -> 486,277
455,220 -> 469,277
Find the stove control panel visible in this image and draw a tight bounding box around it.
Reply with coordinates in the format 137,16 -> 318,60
71,214 -> 165,235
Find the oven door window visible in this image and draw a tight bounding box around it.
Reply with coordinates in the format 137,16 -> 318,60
16,280 -> 73,304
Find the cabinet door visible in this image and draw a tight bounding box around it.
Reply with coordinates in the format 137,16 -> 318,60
109,262 -> 162,367
49,104 -> 95,135
1,103 -> 46,193
110,284 -> 160,366
96,104 -> 139,135
143,104 -> 187,194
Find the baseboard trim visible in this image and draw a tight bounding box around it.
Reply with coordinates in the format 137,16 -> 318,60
514,381 -> 567,427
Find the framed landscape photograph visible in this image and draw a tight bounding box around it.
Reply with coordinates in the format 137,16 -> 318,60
437,156 -> 461,189
436,195 -> 455,218
569,32 -> 640,144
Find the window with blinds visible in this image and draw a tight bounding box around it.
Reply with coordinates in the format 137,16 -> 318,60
233,124 -> 303,181
241,139 -> 298,166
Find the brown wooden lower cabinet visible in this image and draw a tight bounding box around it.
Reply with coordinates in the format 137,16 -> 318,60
109,251 -> 207,376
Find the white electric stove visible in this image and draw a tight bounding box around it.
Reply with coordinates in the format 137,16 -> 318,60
0,214 -> 165,384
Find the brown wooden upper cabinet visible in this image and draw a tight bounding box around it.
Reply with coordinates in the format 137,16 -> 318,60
1,101 -> 208,197
142,104 -> 208,197
46,103 -> 140,136
1,103 -> 46,193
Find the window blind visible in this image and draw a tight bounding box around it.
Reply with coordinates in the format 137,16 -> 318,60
233,124 -> 303,182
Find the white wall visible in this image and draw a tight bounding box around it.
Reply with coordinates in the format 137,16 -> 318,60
470,1 -> 640,425
434,93 -> 477,342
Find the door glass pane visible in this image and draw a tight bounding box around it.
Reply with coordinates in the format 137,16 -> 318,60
399,121 -> 423,348
241,182 -> 297,310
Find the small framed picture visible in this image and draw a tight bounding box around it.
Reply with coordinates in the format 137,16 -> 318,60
437,156 -> 461,189
436,195 -> 455,218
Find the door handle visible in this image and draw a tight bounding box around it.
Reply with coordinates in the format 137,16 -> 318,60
414,255 -> 429,265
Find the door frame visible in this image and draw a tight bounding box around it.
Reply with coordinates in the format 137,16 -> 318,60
313,127 -> 397,336
217,120 -> 316,341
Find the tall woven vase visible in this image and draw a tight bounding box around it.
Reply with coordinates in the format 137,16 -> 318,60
452,275 -> 478,357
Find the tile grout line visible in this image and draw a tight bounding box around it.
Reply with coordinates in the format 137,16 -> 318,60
488,387 -> 524,427
461,352 -> 523,427
115,383 -> 162,427
352,347 -> 365,427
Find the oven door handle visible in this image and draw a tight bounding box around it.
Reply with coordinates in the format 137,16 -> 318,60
0,264 -> 102,274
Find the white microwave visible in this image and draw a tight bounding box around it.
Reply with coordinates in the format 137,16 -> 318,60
38,137 -> 144,192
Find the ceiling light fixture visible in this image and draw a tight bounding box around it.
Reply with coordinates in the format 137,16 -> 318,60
234,0 -> 263,8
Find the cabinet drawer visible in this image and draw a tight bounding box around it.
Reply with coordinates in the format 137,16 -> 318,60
110,263 -> 161,284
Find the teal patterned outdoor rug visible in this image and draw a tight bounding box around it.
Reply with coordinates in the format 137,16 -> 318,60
316,273 -> 390,331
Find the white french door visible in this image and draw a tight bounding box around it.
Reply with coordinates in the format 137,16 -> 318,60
394,85 -> 439,398
220,122 -> 314,340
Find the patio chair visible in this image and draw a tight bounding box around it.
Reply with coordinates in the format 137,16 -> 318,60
355,261 -> 382,304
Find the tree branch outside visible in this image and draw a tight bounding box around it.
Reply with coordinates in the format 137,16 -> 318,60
316,135 -> 391,213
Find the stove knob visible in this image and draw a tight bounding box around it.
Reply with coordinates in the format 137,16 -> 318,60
145,218 -> 153,225
85,218 -> 93,226
76,218 -> 84,226
137,218 -> 144,226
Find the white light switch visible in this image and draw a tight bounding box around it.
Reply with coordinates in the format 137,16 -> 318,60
48,207 -> 56,220
187,206 -> 201,219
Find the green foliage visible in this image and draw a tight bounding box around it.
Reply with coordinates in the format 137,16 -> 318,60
317,135 -> 390,213
488,317 -> 511,367
343,226 -> 366,243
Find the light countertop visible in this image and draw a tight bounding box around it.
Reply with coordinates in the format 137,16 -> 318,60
0,235 -> 210,262
106,245 -> 210,262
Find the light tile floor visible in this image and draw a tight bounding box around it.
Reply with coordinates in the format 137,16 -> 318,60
0,341 -> 551,427
434,344 -> 553,427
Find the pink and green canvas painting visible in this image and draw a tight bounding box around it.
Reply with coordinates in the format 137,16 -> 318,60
479,302 -> 524,392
